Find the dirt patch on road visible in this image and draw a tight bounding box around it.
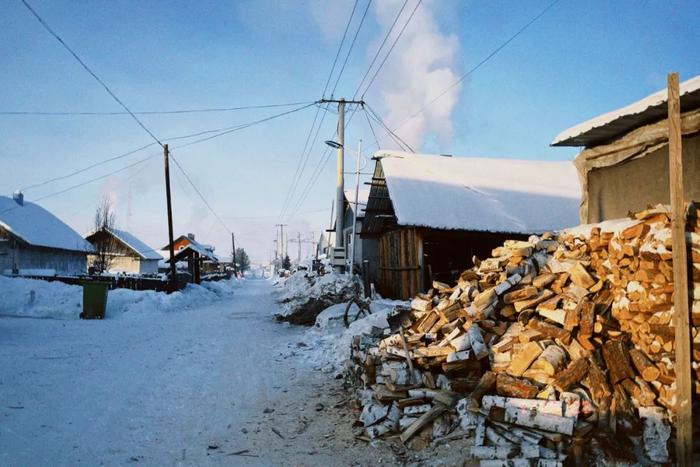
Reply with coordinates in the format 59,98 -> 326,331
233,368 -> 475,466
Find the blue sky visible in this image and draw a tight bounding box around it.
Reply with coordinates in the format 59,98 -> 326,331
1,0 -> 698,262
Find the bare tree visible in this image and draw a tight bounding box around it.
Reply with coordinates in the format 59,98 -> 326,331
91,197 -> 117,274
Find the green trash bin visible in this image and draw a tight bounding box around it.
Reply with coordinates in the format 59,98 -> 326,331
80,281 -> 110,319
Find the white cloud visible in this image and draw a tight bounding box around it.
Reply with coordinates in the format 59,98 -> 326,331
370,0 -> 461,151
308,0 -> 358,43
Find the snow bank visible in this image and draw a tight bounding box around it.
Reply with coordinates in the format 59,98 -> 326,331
0,276 -> 240,320
274,270 -> 361,325
287,299 -> 406,371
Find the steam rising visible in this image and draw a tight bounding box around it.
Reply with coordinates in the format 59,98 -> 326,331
372,0 -> 461,151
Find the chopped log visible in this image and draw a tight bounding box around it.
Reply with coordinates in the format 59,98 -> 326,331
504,286 -> 538,304
514,289 -> 555,312
569,262 -> 596,289
507,342 -> 543,377
493,406 -> 575,436
578,301 -> 595,336
628,348 -> 661,382
496,373 -> 539,399
601,340 -> 635,384
531,345 -> 567,375
533,273 -> 557,289
553,358 -> 589,392
467,324 -> 489,360
583,358 -> 612,410
482,395 -> 580,418
469,371 -> 496,409
399,404 -> 446,443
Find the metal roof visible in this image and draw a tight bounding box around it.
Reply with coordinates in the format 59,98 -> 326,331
552,75 -> 700,148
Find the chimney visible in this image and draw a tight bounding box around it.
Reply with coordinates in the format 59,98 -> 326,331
187,233 -> 195,240
13,190 -> 24,206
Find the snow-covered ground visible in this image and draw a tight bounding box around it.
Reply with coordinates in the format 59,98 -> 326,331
0,275 -> 239,320
0,279 -> 416,466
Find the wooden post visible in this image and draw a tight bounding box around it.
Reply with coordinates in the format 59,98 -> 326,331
231,233 -> 237,275
163,144 -> 177,292
668,72 -> 692,465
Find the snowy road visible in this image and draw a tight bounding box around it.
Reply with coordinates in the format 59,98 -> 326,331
0,279 -> 381,466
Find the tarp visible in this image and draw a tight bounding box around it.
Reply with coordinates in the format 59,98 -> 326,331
574,108 -> 700,222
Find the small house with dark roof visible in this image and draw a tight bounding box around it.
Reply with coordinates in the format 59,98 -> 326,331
85,227 -> 162,275
0,192 -> 93,276
162,233 -> 219,283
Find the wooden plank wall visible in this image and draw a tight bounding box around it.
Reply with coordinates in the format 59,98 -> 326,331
377,228 -> 422,299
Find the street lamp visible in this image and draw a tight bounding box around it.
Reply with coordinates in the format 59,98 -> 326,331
325,140 -> 343,149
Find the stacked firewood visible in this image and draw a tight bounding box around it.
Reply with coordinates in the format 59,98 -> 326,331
347,204 -> 699,465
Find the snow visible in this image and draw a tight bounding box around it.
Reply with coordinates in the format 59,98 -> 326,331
552,74 -> 700,146
563,217 -> 640,238
102,227 -> 162,260
0,195 -> 94,253
0,275 -> 240,320
0,280 -> 334,465
375,151 -> 580,233
290,298 -> 405,370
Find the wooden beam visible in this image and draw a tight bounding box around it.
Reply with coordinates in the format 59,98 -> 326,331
668,71 -> 692,466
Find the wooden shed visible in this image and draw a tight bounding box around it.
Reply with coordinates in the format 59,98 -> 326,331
551,74 -> 700,223
0,192 -> 93,276
361,152 -> 581,299
162,234 -> 219,284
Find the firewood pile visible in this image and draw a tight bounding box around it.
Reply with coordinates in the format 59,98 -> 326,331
347,204 -> 699,465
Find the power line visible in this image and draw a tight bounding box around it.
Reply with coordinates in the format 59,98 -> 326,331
352,0 -> 409,99
172,102 -> 316,149
0,153 -> 160,217
278,103 -> 332,219
20,142 -> 158,192
170,154 -> 231,234
360,0 -> 422,98
330,0 -> 373,97
0,100 -> 315,116
20,0 -> 163,147
279,0 -> 362,220
385,0 -> 562,142
19,103 -> 315,195
362,106 -> 382,149
365,104 -> 415,152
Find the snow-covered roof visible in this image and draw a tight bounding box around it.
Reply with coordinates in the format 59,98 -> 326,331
369,151 -> 580,233
344,187 -> 370,218
0,196 -> 94,253
104,228 -> 162,260
552,75 -> 700,147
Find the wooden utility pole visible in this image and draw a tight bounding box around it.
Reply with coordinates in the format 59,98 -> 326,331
163,144 -> 177,292
668,72 -> 692,465
231,233 -> 237,275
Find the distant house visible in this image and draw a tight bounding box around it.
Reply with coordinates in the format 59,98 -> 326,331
85,227 -> 161,275
341,188 -> 378,273
0,192 -> 93,276
551,74 -> 700,223
362,151 -> 580,299
162,233 -> 219,283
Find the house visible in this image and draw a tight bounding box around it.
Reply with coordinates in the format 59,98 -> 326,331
552,75 -> 700,223
84,227 -> 161,275
0,192 -> 93,276
162,233 -> 219,283
341,188 -> 378,273
362,151 -> 580,299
